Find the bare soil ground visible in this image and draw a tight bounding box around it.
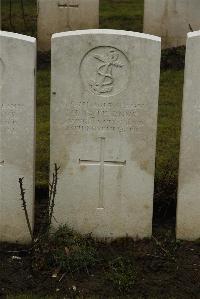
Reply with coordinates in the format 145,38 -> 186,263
1,223 -> 200,299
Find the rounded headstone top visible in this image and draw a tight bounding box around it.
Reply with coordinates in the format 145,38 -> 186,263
187,30 -> 200,39
52,29 -> 161,43
0,31 -> 36,43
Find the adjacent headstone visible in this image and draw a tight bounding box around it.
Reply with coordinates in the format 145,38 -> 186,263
0,31 -> 36,243
51,29 -> 161,239
0,1 -> 1,29
144,0 -> 200,49
37,0 -> 99,52
177,31 -> 200,241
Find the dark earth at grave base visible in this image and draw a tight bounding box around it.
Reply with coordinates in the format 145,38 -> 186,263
0,222 -> 200,299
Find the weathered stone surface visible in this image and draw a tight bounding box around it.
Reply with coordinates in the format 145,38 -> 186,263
0,31 -> 36,243
51,29 -> 161,239
37,0 -> 99,52
144,0 -> 200,49
177,31 -> 200,241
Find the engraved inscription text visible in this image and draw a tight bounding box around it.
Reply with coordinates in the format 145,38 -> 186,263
64,100 -> 145,134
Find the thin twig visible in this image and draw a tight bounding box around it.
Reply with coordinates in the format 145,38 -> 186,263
58,272 -> 66,282
19,177 -> 33,241
49,164 -> 60,226
189,24 -> 193,32
152,236 -> 169,256
47,176 -> 55,226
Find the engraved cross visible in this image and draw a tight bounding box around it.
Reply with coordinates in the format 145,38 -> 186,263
57,0 -> 79,8
79,137 -> 126,209
57,0 -> 79,29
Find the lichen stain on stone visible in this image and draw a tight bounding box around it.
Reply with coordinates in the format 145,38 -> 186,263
68,169 -> 74,176
131,149 -> 153,176
80,165 -> 87,171
56,152 -> 70,174
144,204 -> 150,210
140,160 -> 149,172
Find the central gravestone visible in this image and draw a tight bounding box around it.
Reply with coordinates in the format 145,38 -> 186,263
51,30 -> 161,239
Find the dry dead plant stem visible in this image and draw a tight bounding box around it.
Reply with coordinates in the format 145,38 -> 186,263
19,177 -> 33,240
189,24 -> 193,32
49,163 -> 60,227
152,236 -> 169,256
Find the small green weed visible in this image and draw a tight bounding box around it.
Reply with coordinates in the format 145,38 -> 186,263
106,256 -> 137,293
33,225 -> 98,275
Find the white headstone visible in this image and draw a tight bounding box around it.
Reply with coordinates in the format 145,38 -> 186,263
144,0 -> 200,49
37,0 -> 99,52
0,31 -> 36,243
177,31 -> 200,241
51,29 -> 161,239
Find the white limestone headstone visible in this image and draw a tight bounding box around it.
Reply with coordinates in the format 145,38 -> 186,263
0,31 -> 36,243
144,0 -> 200,49
37,0 -> 99,52
51,29 -> 161,239
177,31 -> 200,241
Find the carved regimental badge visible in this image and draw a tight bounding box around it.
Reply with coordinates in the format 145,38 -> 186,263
80,47 -> 130,97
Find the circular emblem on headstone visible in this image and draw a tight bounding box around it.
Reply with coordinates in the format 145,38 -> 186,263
0,58 -> 5,89
80,46 -> 130,97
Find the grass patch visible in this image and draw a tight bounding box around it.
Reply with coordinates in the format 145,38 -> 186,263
100,0 -> 144,32
33,225 -> 98,275
1,0 -> 37,36
154,69 -> 184,220
106,256 -> 137,293
36,65 -> 51,187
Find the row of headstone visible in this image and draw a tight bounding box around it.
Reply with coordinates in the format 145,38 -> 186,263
144,0 -> 200,49
36,0 -> 200,52
0,29 -> 200,243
